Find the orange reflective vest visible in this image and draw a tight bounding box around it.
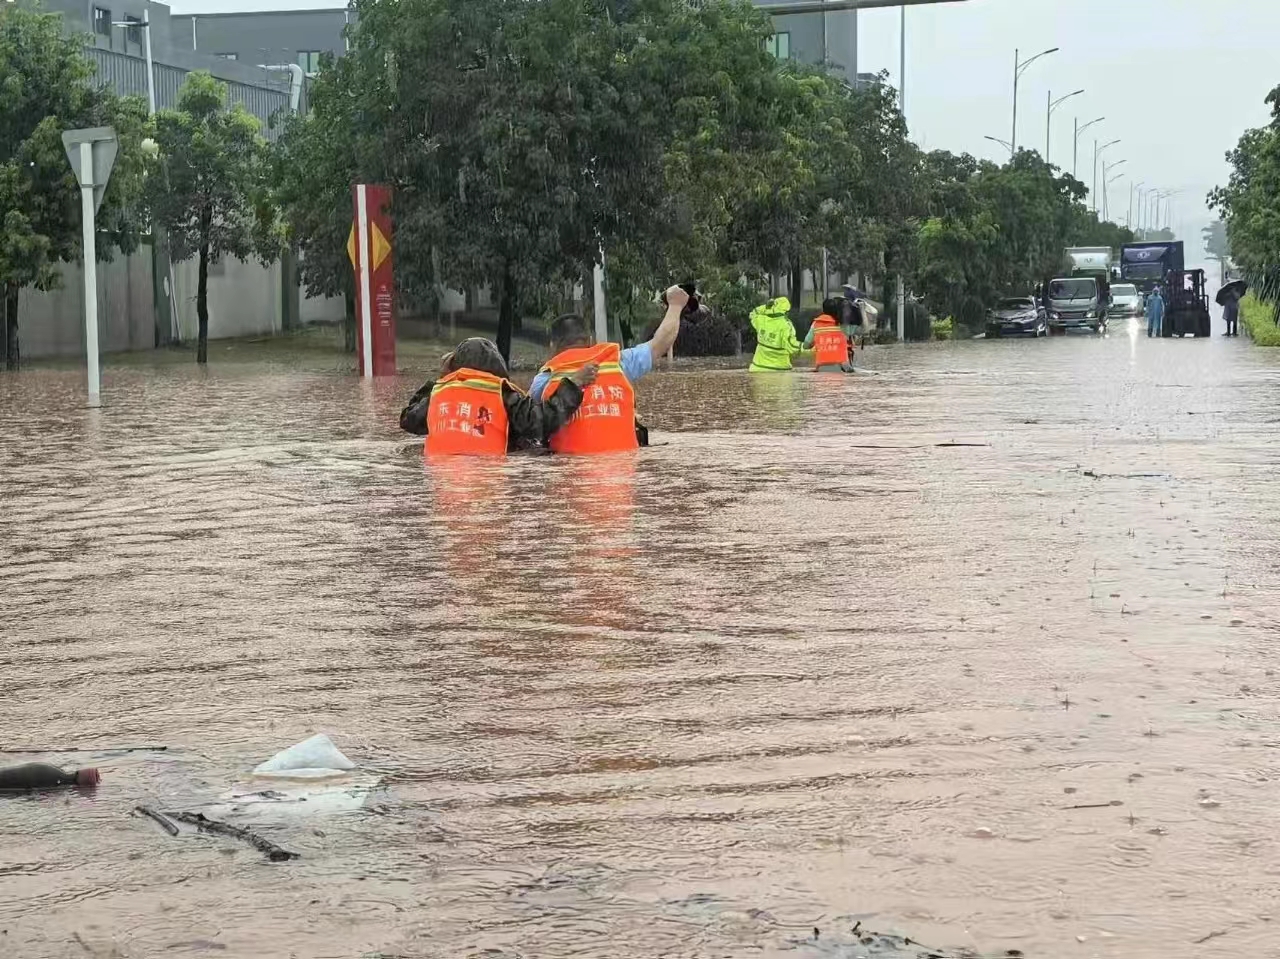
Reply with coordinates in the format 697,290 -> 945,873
425,368 -> 510,456
811,314 -> 849,369
540,343 -> 639,454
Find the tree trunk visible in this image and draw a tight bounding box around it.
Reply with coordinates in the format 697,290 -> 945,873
788,257 -> 803,316
496,261 -> 516,365
196,242 -> 210,365
343,287 -> 357,353
3,282 -> 18,371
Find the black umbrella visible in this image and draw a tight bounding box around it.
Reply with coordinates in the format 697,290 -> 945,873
1216,279 -> 1248,305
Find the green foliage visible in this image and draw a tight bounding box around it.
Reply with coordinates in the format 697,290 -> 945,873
271,58 -> 359,305
150,72 -> 278,363
0,6 -> 151,366
930,316 -> 953,341
911,148 -> 1131,326
342,0 -> 674,360
1239,294 -> 1280,345
1210,88 -> 1280,308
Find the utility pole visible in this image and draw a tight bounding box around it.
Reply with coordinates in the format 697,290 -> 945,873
1011,46 -> 1058,159
1073,116 -> 1103,179
1092,139 -> 1120,213
1046,89 -> 1083,164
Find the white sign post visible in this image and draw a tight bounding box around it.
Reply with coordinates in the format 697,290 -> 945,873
62,127 -> 118,408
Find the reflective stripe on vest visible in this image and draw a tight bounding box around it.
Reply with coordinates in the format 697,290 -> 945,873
540,343 -> 639,454
425,368 -> 510,456
811,315 -> 848,369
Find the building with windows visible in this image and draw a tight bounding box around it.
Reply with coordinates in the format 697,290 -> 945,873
12,0 -> 337,359
167,7 -> 352,76
30,0 -> 303,126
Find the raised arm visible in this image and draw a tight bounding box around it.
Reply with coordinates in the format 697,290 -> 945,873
644,285 -> 689,361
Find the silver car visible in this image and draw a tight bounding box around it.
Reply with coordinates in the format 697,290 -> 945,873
985,296 -> 1048,338
1109,283 -> 1145,320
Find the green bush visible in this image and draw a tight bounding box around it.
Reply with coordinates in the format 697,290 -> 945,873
1240,294 -> 1280,345
932,317 -> 954,340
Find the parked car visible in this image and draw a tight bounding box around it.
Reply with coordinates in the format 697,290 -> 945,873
1109,283 -> 1144,320
985,296 -> 1048,338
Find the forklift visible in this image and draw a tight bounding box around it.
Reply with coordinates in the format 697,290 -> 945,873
1159,269 -> 1212,338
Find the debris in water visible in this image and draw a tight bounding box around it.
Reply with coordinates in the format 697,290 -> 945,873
133,805 -> 179,836
1065,801 -> 1123,810
163,811 -> 300,862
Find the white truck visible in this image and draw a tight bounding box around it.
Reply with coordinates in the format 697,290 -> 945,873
1047,247 -> 1113,334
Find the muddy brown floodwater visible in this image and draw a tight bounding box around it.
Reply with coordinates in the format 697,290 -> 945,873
3,321 -> 1280,959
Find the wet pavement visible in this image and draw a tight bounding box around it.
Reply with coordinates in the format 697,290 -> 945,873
2,316 -> 1279,958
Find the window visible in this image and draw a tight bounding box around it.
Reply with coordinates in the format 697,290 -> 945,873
765,32 -> 790,60
297,50 -> 323,75
92,6 -> 111,36
215,52 -> 238,60
123,14 -> 142,44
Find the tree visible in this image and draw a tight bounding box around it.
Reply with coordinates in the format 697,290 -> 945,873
271,54 -> 364,351
346,0 -> 667,362
149,72 -> 278,364
0,6 -> 150,369
1211,85 -> 1280,309
1202,219 -> 1231,283
911,148 -> 1132,329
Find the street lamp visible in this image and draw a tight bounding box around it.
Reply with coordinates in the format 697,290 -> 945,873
1129,181 -> 1144,229
984,134 -> 1014,154
111,12 -> 155,115
1100,158 -> 1125,219
1093,138 -> 1120,212
1046,88 -> 1083,163
1073,116 -> 1104,178
1104,169 -> 1125,221
1011,46 -> 1059,158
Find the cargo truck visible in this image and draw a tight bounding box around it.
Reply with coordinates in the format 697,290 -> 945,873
1120,241 -> 1185,294
1046,247 -> 1113,334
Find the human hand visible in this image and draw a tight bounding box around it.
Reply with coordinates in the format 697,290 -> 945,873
664,285 -> 690,310
569,363 -> 599,388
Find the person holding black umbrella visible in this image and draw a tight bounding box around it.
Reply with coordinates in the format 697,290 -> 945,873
1217,279 -> 1248,337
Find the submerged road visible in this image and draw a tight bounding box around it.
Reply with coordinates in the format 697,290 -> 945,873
2,314 -> 1278,958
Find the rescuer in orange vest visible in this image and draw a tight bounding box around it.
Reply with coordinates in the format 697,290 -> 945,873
399,337 -> 597,455
528,284 -> 688,453
803,297 -> 855,372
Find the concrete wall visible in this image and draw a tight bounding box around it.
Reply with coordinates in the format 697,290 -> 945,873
170,254 -> 282,342
17,247 -> 340,359
19,250 -> 156,358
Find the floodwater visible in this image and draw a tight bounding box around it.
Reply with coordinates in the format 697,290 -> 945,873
3,316 -> 1280,959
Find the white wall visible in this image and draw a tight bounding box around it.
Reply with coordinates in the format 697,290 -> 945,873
17,247 -> 328,360
171,253 -> 283,341
19,250 -> 155,358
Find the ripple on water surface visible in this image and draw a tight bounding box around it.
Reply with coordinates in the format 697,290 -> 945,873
2,335 -> 1279,957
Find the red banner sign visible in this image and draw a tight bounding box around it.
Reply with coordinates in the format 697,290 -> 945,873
348,184 -> 396,377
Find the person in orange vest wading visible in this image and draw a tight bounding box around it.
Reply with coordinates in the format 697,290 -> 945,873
804,297 -> 855,372
399,337 -> 597,455
529,284 -> 688,454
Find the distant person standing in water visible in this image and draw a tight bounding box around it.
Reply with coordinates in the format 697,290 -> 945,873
1146,285 -> 1165,338
1223,291 -> 1241,337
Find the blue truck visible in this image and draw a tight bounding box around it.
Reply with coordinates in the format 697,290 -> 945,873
1120,241 -> 1185,294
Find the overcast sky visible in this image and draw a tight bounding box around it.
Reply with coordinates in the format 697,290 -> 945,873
167,0 -> 1275,262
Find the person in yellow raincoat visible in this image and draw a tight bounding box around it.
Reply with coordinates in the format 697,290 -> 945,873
749,296 -> 804,372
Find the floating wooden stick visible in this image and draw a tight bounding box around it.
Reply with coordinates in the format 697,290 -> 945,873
133,805 -> 179,836
164,811 -> 299,862
1,745 -> 169,754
